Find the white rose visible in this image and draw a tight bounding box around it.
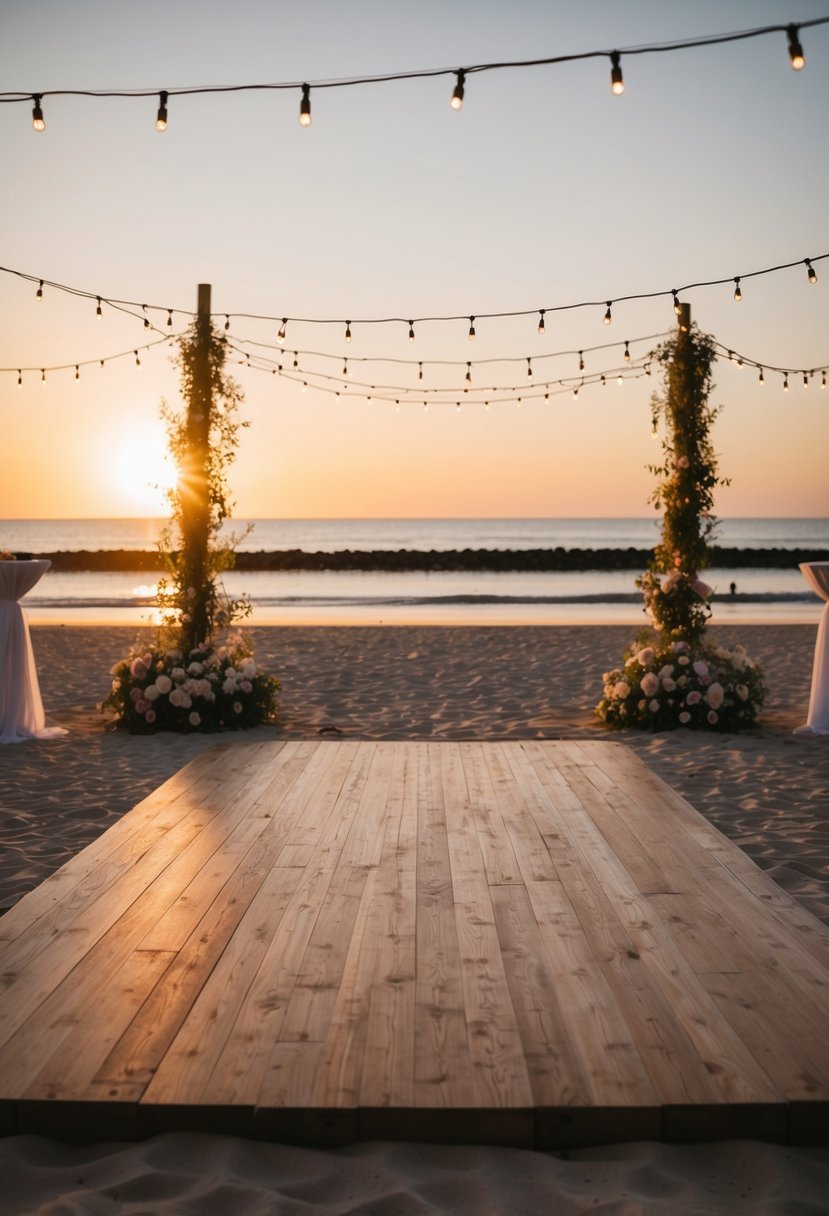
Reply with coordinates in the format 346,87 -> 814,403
145,684 -> 160,702
613,680 -> 632,699
640,672 -> 660,698
679,711 -> 691,724
155,674 -> 173,694
705,682 -> 725,710
648,699 -> 660,713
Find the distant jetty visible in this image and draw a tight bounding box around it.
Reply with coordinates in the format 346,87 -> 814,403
23,546 -> 829,573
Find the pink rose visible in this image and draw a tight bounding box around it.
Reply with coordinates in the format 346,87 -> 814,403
189,711 -> 201,727
640,672 -> 659,698
705,682 -> 724,710
707,710 -> 719,725
679,711 -> 691,724
686,690 -> 702,706
130,657 -> 148,680
145,709 -> 156,724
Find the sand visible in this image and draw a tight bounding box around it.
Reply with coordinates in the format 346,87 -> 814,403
1,622 -> 828,1213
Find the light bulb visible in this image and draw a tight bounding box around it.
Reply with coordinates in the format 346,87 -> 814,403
603,302 -> 612,325
345,321 -> 352,343
822,371 -> 826,389
450,70 -> 465,110
418,362 -> 423,381
733,277 -> 742,302
32,95 -> 45,131
623,340 -> 630,362
537,310 -> 545,335
573,385 -> 579,397
783,374 -> 789,391
17,370 -> 22,387
465,362 -> 472,383
75,366 -> 80,381
527,358 -> 532,378
672,290 -> 681,316
468,316 -> 475,340
96,296 -> 103,319
617,373 -> 623,385
600,375 -> 606,387
36,280 -> 43,301
41,369 -> 46,384
408,321 -> 415,342
135,351 -> 141,367
155,91 -> 168,131
143,308 -> 150,329
343,360 -> 348,376
803,372 -> 809,388
578,351 -> 585,372
758,367 -> 765,385
293,352 -> 299,368
277,319 -> 287,344
610,52 -> 624,95
299,84 -> 312,127
225,315 -> 230,330
806,259 -> 818,284
787,24 -> 805,70
166,309 -> 173,327
302,382 -> 307,393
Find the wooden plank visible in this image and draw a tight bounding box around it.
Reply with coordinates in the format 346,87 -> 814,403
413,742 -> 476,1109
460,741 -> 522,885
440,743 -> 533,1110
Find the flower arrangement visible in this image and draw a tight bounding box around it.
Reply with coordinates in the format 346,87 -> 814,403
103,632 -> 279,734
0,550 -> 16,560
597,635 -> 765,732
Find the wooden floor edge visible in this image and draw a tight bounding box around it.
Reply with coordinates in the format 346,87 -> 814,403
3,1098 -> 827,1147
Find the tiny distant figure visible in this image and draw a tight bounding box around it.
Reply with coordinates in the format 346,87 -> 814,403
729,581 -> 737,597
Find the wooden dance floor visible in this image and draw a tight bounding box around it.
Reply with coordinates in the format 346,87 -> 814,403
1,740 -> 828,1146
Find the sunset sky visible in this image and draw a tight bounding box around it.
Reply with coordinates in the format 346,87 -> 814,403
1,0 -> 827,520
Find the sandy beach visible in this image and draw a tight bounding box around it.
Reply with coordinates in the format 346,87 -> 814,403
1,622 -> 828,1213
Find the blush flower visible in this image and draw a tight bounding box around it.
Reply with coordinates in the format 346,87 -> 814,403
640,672 -> 660,698
705,682 -> 725,710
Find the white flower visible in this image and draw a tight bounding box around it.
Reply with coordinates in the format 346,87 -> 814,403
635,647 -> 655,667
240,659 -> 257,679
170,667 -> 186,683
648,699 -> 660,713
661,677 -> 676,693
736,683 -> 749,701
145,684 -> 160,702
189,711 -> 201,726
187,661 -> 204,676
155,674 -> 173,694
613,680 -> 632,699
705,682 -> 725,710
640,672 -> 660,698
679,711 -> 691,724
658,664 -> 674,680
707,710 -> 719,724
222,677 -> 238,695
686,690 -> 702,706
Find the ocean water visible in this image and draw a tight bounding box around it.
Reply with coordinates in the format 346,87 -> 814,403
2,518 -> 826,626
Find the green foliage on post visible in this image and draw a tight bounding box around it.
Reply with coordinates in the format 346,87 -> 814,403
597,322 -> 765,732
157,319 -> 251,653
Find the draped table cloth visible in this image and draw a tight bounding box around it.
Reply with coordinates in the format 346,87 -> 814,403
0,560 -> 66,744
797,561 -> 829,735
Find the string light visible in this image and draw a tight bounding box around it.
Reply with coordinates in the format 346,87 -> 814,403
450,70 -> 465,110
526,357 -> 533,378
418,362 -> 423,381
342,358 -> 349,376
603,302 -> 612,325
277,319 -> 287,344
17,370 -> 22,387
610,52 -> 624,95
623,340 -> 630,362
806,258 -> 818,284
155,91 -> 168,131
468,316 -> 476,340
465,362 -> 472,383
537,310 -> 546,335
134,350 -> 141,367
672,290 -> 681,316
74,365 -> 80,380
408,321 -> 415,342
822,371 -> 826,389
600,374 -> 606,386
35,280 -> 43,301
41,369 -> 46,384
578,351 -> 585,371
787,24 -> 806,69
733,277 -> 742,302
224,315 -> 231,331
345,321 -> 352,343
166,309 -> 173,327
758,367 -> 765,384
299,83 -> 312,127
31,95 -> 45,131
783,374 -> 789,391
143,308 -> 150,329
803,372 -> 809,388
95,296 -> 102,319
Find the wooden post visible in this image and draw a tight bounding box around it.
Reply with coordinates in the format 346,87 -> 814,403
181,283 -> 213,650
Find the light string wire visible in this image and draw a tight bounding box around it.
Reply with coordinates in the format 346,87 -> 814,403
2,16 -> 827,112
0,253 -> 825,337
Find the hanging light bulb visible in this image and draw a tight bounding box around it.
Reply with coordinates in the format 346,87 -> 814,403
302,381 -> 308,393
672,290 -> 681,316
651,421 -> 659,439
573,385 -> 579,398
343,358 -> 348,377
35,280 -> 43,301
805,258 -> 818,284
155,91 -> 168,131
450,70 -> 465,110
166,308 -> 173,327
617,373 -> 623,386
610,52 -> 624,95
408,321 -> 415,342
733,277 -> 742,302
225,315 -> 230,331
293,352 -> 299,368
603,302 -> 612,325
299,83 -> 312,127
345,321 -> 352,343
468,316 -> 476,340
418,362 -> 423,381
41,368 -> 46,384
736,356 -> 743,368
623,340 -> 630,363
783,374 -> 789,391
526,358 -> 532,378
537,309 -> 546,335
822,371 -> 826,389
600,375 -> 606,387
465,362 -> 472,383
544,391 -> 549,402
578,351 -> 585,372
456,401 -> 461,412
75,365 -> 80,381
277,319 -> 287,344
17,370 -> 22,387
32,95 -> 45,132
143,307 -> 150,329
96,296 -> 103,319
758,367 -> 765,385
803,372 -> 809,388
787,24 -> 805,70
134,351 -> 141,367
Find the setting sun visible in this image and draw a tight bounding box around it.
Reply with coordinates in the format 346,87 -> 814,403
110,429 -> 179,513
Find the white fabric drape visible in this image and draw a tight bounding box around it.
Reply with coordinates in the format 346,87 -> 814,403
0,561 -> 67,744
797,562 -> 829,735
